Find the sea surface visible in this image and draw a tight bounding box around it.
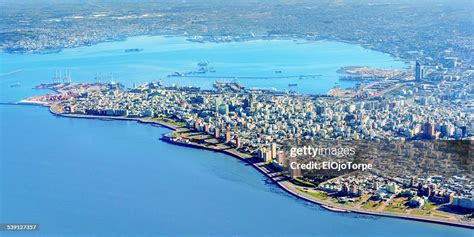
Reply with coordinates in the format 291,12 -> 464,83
0,36 -> 471,236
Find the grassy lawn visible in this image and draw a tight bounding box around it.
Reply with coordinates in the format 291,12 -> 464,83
384,205 -> 407,213
354,194 -> 370,204
153,117 -> 186,127
432,214 -> 450,219
295,187 -> 330,200
422,202 -> 436,211
205,138 -> 220,144
411,209 -> 430,216
292,178 -> 316,188
341,202 -> 356,207
361,200 -> 382,210
392,197 -> 408,206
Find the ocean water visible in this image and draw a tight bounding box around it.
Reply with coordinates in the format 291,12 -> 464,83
0,37 -> 471,236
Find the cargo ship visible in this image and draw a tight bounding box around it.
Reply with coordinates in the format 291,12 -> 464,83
124,48 -> 144,53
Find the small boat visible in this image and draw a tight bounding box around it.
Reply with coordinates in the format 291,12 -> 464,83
275,70 -> 282,73
198,61 -> 209,67
124,48 -> 144,53
10,82 -> 21,88
168,72 -> 184,77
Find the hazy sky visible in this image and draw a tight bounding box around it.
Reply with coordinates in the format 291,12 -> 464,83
1,0 -> 472,4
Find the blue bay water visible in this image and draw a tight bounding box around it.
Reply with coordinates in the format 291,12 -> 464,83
1,36 -> 408,102
0,37 -> 471,236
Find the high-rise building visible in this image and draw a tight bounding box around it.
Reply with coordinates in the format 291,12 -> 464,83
264,150 -> 272,162
345,104 -> 356,113
288,158 -> 302,178
218,103 -> 229,115
277,152 -> 286,167
215,98 -> 222,113
316,105 -> 326,115
235,136 -> 241,148
461,126 -> 468,138
194,120 -> 200,130
243,98 -> 250,109
225,131 -> 232,143
415,61 -> 424,81
258,147 -> 266,160
410,177 -> 416,188
349,182 -> 359,196
423,122 -> 435,139
271,143 -> 277,159
248,94 -> 255,110
341,182 -> 349,195
258,147 -> 272,162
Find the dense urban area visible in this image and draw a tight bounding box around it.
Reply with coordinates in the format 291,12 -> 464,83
25,61 -> 473,225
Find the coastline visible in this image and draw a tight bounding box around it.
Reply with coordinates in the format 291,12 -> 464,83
47,104 -> 179,131
159,135 -> 474,229
14,102 -> 472,229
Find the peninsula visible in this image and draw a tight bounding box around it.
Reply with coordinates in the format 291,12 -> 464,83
19,69 -> 473,228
